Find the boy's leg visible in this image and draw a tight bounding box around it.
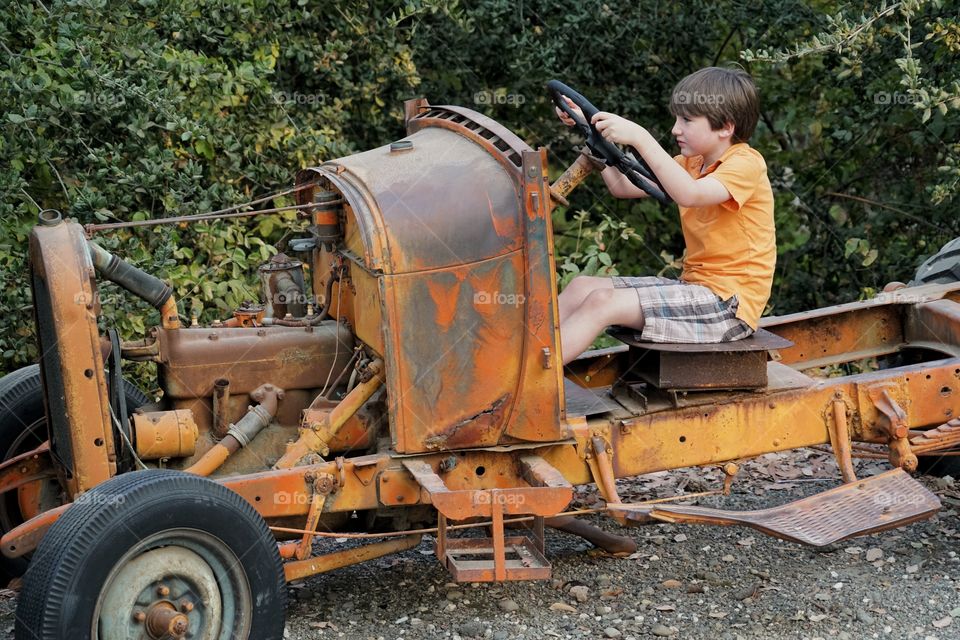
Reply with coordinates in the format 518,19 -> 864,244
557,275 -> 612,321
560,287 -> 645,365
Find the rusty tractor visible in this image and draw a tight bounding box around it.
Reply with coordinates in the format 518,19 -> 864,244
2,84 -> 960,639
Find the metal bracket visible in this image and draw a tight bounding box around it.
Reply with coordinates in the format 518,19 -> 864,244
585,436 -> 626,525
868,386 -> 918,472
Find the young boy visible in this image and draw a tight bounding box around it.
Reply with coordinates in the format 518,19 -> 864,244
556,67 -> 775,365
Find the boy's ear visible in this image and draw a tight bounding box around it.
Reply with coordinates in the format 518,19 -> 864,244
718,121 -> 735,139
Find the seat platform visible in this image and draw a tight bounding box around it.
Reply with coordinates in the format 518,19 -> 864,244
607,327 -> 794,390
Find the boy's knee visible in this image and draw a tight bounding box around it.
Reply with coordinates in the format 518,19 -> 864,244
583,287 -> 616,308
567,275 -> 608,294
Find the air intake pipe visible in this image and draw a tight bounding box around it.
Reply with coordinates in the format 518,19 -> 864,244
87,241 -> 181,328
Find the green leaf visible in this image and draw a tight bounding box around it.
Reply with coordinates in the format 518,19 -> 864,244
194,139 -> 215,160
844,237 -> 861,258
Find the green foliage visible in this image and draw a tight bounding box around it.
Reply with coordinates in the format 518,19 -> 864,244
1,0 -> 958,375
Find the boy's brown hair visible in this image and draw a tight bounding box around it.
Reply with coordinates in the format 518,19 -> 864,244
669,67 -> 759,144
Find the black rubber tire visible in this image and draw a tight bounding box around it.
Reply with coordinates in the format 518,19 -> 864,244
909,237 -> 960,286
15,469 -> 286,640
0,364 -> 148,583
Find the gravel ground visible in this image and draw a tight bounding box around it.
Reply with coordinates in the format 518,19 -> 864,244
2,450 -> 959,639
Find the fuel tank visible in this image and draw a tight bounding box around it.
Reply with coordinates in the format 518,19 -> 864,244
296,102 -> 567,454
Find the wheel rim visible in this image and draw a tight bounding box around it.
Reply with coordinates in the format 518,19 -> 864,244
94,529 -> 253,640
0,417 -> 60,530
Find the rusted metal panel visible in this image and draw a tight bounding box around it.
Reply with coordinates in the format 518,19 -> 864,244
761,283 -> 960,368
303,127 -> 524,275
762,305 -> 904,369
905,299 -> 960,354
156,323 -> 354,398
29,220 -> 114,495
503,149 -> 564,443
853,361 -> 960,440
383,252 -> 526,453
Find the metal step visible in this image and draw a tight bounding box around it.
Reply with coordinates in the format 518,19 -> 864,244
610,469 -> 940,546
441,535 -> 552,582
403,456 -> 573,582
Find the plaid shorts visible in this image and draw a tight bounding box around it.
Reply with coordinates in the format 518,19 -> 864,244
611,275 -> 754,344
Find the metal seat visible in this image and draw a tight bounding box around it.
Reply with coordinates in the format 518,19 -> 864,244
607,327 -> 794,390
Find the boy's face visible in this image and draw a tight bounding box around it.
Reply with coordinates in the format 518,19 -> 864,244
670,115 -> 734,158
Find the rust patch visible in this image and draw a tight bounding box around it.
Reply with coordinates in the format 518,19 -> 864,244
425,276 -> 463,330
487,192 -> 518,240
425,394 -> 511,449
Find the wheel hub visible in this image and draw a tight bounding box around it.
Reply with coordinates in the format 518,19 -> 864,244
98,545 -> 222,639
144,601 -> 189,639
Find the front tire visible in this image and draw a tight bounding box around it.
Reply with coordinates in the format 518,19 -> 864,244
15,470 -> 286,640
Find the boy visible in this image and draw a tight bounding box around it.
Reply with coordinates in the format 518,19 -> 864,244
556,67 -> 775,365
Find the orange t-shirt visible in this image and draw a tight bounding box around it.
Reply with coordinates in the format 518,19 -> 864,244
673,143 -> 775,329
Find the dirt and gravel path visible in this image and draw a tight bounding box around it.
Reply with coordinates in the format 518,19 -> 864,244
2,450 -> 959,639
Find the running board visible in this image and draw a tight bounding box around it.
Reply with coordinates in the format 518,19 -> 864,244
609,469 -> 940,546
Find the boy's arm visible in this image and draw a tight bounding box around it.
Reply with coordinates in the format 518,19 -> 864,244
592,113 -> 732,208
599,165 -> 650,199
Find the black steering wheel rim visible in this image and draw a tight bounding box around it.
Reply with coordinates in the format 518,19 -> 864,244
547,80 -> 672,204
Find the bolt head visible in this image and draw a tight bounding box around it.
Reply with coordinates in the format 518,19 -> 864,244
180,599 -> 194,612
133,610 -> 146,623
157,585 -> 170,597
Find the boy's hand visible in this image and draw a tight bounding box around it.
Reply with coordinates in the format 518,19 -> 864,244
555,96 -> 584,127
592,112 -> 646,148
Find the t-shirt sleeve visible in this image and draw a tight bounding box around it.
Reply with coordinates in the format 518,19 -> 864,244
709,152 -> 763,212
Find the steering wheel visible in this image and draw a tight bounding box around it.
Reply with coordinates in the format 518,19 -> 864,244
547,80 -> 672,204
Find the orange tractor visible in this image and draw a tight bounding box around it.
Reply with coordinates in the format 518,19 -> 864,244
2,85 -> 959,639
